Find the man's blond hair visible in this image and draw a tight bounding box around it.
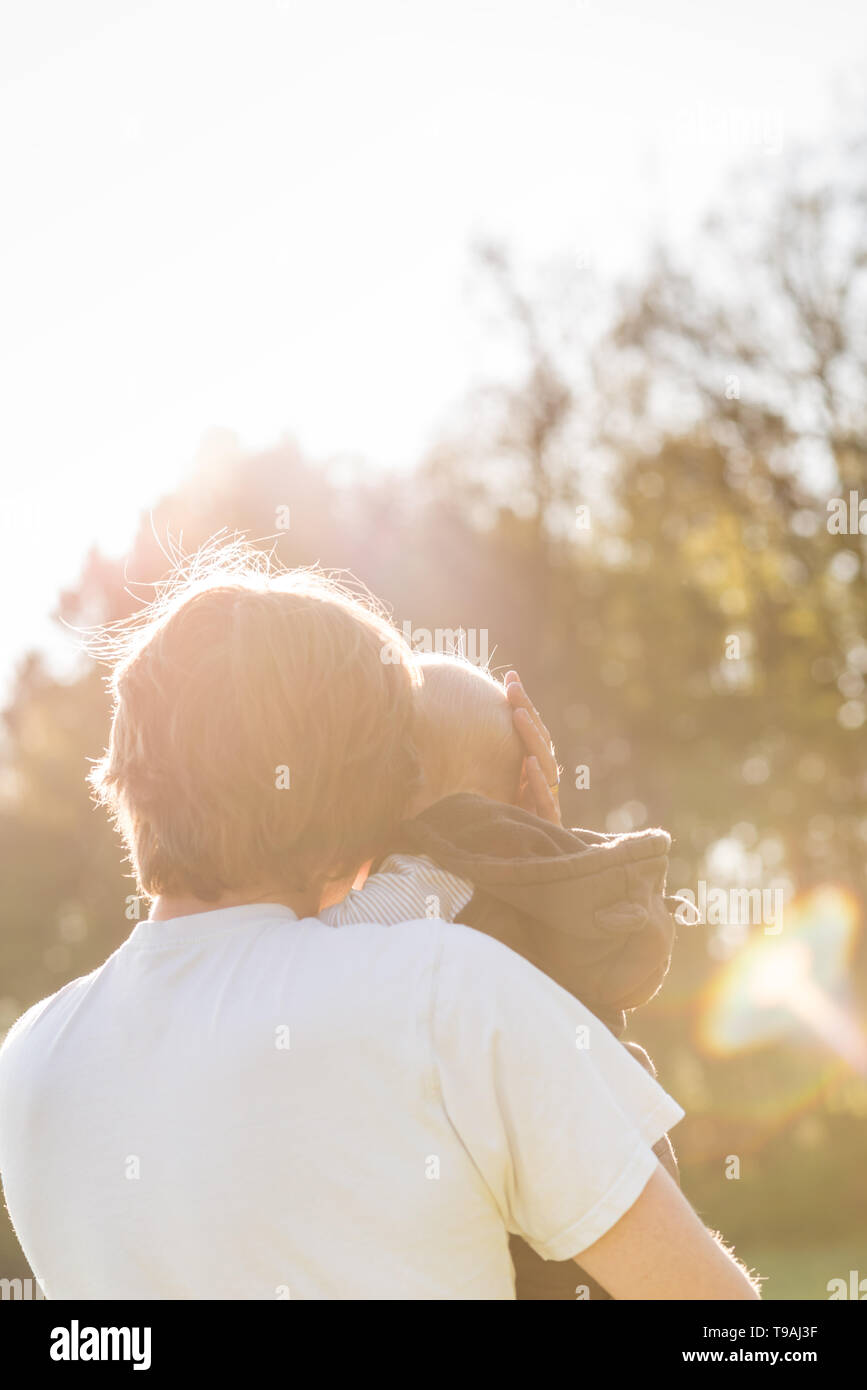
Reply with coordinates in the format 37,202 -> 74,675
88,543 -> 420,901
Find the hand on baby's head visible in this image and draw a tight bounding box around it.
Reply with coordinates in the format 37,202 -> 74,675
504,670 -> 563,826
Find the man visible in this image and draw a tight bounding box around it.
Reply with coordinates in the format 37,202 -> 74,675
0,550 -> 758,1299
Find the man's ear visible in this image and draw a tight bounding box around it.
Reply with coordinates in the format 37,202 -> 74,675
351,860 -> 374,891
318,867 -> 367,911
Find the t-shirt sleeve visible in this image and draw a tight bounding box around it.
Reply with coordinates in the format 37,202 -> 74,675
430,923 -> 685,1261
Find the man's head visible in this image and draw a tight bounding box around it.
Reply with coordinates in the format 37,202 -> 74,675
410,652 -> 524,813
89,547 -> 420,907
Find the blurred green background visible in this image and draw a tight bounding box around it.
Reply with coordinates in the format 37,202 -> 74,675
2,118 -> 866,1299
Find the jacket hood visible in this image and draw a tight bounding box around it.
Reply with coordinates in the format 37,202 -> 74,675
391,793 -> 679,1018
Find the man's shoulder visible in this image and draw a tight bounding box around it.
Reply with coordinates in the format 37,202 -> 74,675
387,917 -> 546,1001
0,970 -> 97,1063
313,914 -> 522,981
326,917 -> 545,1037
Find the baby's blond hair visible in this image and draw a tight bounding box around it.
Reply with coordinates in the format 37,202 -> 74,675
412,652 -> 524,810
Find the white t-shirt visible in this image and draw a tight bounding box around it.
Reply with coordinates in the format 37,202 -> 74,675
0,904 -> 683,1300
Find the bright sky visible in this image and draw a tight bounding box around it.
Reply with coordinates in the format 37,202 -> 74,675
0,0 -> 864,697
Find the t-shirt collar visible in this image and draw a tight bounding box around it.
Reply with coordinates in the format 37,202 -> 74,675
127,902 -> 299,945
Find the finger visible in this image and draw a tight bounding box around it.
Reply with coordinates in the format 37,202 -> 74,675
506,677 -> 550,745
516,756 -> 536,815
517,780 -> 534,815
526,756 -> 561,826
514,706 -> 558,784
506,682 -> 547,742
504,672 -> 559,784
518,719 -> 559,795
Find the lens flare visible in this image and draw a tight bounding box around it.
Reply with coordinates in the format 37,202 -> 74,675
699,885 -> 865,1071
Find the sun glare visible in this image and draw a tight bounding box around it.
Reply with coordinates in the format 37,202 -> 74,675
699,886 -> 865,1072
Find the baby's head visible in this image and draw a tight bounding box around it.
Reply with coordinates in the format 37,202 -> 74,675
409,652 -> 525,814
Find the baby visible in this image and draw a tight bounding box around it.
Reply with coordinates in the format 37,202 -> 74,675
321,651 -> 681,1300
322,651 -> 524,931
